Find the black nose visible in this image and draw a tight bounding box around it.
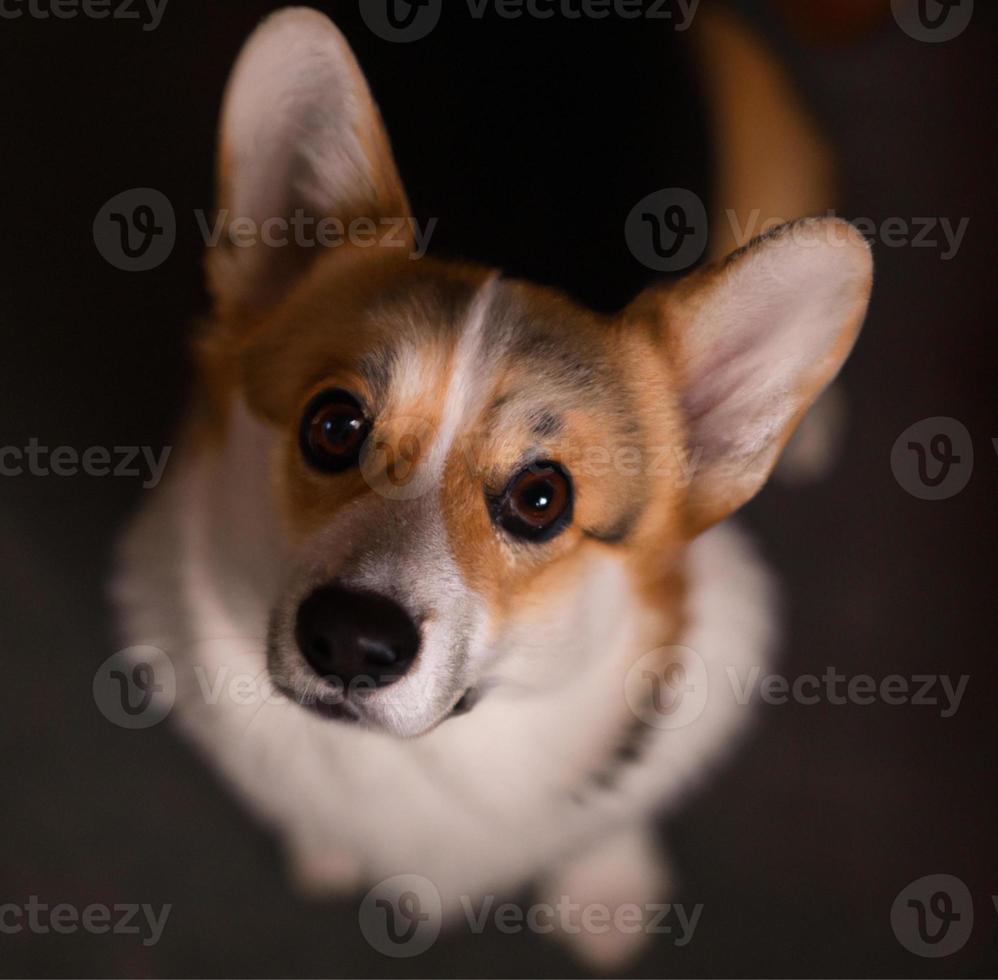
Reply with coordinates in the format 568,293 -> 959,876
295,586 -> 420,688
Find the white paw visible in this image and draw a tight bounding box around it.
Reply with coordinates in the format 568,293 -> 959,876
536,828 -> 670,973
288,845 -> 363,898
776,383 -> 848,485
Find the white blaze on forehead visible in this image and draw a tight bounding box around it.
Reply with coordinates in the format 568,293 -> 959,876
423,275 -> 501,477
388,339 -> 449,411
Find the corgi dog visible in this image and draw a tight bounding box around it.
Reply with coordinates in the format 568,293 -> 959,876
114,6 -> 872,969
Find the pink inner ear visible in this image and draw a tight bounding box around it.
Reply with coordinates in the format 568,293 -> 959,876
212,9 -> 406,318
222,11 -> 368,230
676,219 -> 871,506
682,331 -> 761,430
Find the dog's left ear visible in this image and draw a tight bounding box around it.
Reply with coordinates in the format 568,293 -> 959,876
632,217 -> 873,534
209,8 -> 409,319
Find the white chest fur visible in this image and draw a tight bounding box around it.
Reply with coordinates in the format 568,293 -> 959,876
113,405 -> 776,909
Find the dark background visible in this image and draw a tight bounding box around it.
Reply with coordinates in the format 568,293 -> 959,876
1,0 -> 996,976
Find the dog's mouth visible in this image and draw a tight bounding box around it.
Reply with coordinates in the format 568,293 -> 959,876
275,677 -> 479,731
292,692 -> 363,724
450,687 -> 479,717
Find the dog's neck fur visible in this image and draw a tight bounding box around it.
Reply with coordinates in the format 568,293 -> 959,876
115,381 -> 776,907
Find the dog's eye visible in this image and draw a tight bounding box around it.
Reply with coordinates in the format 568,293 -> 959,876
492,461 -> 573,542
299,389 -> 370,473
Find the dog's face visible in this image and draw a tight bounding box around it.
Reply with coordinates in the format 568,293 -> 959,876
202,9 -> 872,737
235,253 -> 694,736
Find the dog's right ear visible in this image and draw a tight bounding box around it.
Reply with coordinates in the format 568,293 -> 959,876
627,217 -> 872,536
209,8 -> 410,320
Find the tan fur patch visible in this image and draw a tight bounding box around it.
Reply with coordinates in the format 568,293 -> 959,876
197,248 -> 698,643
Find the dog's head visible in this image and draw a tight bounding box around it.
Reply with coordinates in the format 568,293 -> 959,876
203,9 -> 872,737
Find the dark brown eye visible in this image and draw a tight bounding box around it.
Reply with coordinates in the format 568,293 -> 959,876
299,389 -> 370,473
491,461 -> 573,542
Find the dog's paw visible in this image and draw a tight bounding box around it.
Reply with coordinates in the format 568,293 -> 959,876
288,845 -> 363,899
536,827 -> 670,973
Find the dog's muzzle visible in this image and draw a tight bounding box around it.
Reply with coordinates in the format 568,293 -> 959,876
277,579 -> 480,731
